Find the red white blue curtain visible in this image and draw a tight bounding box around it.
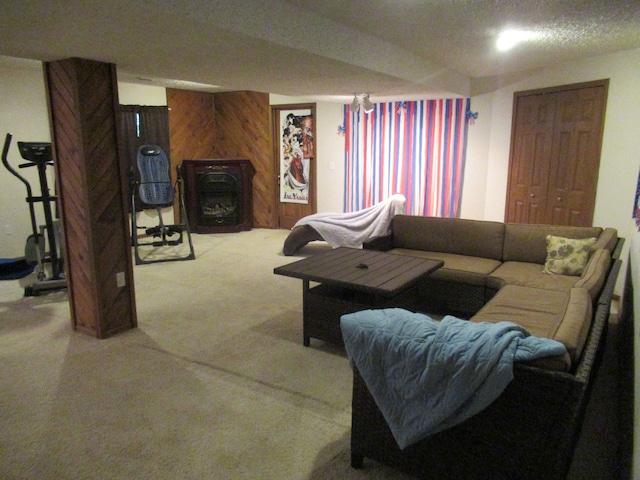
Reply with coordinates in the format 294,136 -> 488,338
343,98 -> 470,217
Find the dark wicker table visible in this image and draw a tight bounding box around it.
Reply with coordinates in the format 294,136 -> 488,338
274,247 -> 443,346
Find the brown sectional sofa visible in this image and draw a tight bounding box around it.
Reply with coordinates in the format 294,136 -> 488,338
352,214 -> 623,479
364,215 -> 619,371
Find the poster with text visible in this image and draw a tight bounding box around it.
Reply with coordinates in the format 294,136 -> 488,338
279,109 -> 313,203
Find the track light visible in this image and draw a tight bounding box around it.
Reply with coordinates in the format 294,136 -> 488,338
350,93 -> 374,113
362,94 -> 374,113
351,95 -> 360,113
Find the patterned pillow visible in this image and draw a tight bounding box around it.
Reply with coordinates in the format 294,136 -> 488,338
543,235 -> 597,276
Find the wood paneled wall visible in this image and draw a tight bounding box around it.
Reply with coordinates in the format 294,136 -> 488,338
167,88 -> 217,164
167,89 -> 276,229
214,91 -> 275,228
167,88 -> 217,222
45,58 -> 136,338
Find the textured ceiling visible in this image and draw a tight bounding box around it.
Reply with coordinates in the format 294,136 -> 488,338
1,0 -> 639,101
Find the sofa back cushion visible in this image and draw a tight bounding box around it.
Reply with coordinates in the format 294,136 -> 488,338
392,215 -> 505,260
503,223 -> 602,264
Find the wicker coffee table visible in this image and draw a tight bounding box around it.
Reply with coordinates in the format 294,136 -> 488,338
274,247 -> 443,347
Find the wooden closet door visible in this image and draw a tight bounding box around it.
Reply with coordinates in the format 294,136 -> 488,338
545,85 -> 607,226
505,92 -> 555,224
505,80 -> 608,227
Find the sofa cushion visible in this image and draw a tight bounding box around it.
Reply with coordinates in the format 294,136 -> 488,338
503,223 -> 602,264
390,248 -> 501,286
543,235 -> 597,276
471,285 -> 568,339
470,285 -> 592,371
574,248 -> 611,301
488,261 -> 579,292
391,215 -> 505,261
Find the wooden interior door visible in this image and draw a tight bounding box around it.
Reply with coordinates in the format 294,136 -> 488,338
545,85 -> 607,225
505,80 -> 608,227
505,93 -> 555,224
272,104 -> 317,229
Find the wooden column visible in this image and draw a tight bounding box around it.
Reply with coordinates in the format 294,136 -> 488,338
44,58 -> 137,338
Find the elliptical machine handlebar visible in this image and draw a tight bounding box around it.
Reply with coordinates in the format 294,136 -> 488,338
2,133 -> 33,193
2,133 -> 38,237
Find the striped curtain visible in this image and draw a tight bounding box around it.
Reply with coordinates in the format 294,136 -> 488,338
343,98 -> 470,217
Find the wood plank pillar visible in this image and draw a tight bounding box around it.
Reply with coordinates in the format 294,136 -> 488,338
44,58 -> 137,338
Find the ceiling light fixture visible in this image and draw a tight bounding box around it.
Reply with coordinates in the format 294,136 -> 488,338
362,94 -> 374,113
351,93 -> 375,113
496,29 -> 539,51
351,95 -> 360,113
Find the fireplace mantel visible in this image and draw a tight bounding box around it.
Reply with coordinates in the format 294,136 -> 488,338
181,159 -> 255,233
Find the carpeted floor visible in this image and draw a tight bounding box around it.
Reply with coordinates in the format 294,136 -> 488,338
0,229 -> 623,479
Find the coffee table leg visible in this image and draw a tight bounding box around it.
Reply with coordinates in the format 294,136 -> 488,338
302,279 -> 310,346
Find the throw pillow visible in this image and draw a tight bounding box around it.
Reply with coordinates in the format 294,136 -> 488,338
543,235 -> 597,276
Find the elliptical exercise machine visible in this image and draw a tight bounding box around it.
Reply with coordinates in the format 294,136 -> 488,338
2,133 -> 66,296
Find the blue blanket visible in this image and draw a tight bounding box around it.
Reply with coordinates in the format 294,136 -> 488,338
340,308 -> 568,449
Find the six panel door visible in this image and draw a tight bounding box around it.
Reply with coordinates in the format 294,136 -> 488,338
505,80 -> 608,227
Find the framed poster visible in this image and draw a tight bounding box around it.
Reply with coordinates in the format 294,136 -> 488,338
278,108 -> 314,203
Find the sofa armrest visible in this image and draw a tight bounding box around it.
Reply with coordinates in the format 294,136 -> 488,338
591,227 -> 618,254
574,249 -> 611,301
574,258 -> 621,383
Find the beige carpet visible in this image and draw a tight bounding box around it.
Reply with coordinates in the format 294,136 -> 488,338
0,229 -> 620,479
0,229 -> 414,480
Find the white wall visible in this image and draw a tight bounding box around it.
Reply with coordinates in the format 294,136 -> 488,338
0,57 -> 51,258
460,94 -> 492,219
117,82 -> 167,106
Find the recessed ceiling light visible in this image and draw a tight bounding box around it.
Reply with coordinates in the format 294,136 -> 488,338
496,29 -> 539,51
